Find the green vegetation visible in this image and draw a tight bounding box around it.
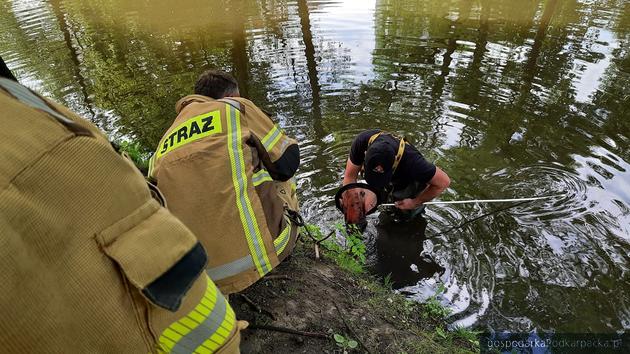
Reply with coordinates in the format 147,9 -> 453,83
303,224 -> 480,352
383,273 -> 394,290
359,273 -> 479,352
115,140 -> 151,173
332,332 -> 359,352
423,296 -> 452,320
453,326 -> 483,348
304,223 -> 367,274
421,283 -> 452,320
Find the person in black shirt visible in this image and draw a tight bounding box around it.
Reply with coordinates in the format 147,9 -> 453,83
342,129 -> 450,212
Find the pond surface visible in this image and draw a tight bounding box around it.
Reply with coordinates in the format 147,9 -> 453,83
2,0 -> 629,334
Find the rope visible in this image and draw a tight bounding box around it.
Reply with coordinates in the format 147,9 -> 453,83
286,209 -> 334,245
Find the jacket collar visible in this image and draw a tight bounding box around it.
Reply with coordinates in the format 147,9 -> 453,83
175,94 -> 215,114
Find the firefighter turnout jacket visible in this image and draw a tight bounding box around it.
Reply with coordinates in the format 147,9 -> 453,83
149,95 -> 300,294
0,78 -> 243,353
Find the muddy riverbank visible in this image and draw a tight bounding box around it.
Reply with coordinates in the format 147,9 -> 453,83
230,239 -> 478,353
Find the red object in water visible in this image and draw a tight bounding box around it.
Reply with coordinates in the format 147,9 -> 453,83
335,183 -> 381,232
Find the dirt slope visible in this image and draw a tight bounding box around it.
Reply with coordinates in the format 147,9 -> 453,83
230,241 -> 477,353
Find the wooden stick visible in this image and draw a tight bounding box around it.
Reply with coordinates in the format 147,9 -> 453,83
312,273 -> 355,303
238,294 -> 276,321
248,324 -> 329,339
332,301 -> 373,354
264,275 -> 292,281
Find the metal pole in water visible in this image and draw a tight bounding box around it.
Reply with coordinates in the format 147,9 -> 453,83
379,195 -> 557,207
281,124 -> 308,129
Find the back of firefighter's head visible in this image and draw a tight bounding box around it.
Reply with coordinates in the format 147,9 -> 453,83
194,70 -> 240,99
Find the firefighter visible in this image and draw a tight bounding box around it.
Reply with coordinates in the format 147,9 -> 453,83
150,70 -> 300,294
342,129 -> 451,219
0,62 -> 244,353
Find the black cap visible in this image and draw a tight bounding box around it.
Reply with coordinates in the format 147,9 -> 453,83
364,139 -> 396,190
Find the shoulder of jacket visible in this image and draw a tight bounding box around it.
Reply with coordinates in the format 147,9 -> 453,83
175,94 -> 215,113
227,97 -> 270,113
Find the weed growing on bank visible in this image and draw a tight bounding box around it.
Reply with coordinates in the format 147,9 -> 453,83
115,140 -> 151,173
422,283 -> 452,319
332,332 -> 359,352
304,223 -> 367,274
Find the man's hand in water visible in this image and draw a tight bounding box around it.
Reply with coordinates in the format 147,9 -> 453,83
395,168 -> 451,210
394,198 -> 422,210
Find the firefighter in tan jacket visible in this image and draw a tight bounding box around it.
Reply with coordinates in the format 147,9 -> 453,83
0,65 -> 243,353
149,70 -> 301,294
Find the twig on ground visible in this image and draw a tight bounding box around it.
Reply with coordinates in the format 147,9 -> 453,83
316,230 -> 335,244
332,300 -> 373,354
248,324 -> 329,339
238,294 -> 277,321
303,229 -> 335,259
303,227 -> 335,245
265,275 -> 292,281
312,272 -> 355,304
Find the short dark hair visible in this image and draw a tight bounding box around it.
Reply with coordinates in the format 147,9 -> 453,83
194,70 -> 239,99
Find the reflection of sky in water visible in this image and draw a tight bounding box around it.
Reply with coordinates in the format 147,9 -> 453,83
441,120 -> 465,149
440,100 -> 473,149
574,28 -> 618,103
573,147 -> 630,240
311,0 -> 376,83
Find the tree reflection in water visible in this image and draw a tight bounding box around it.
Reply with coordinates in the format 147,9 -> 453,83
1,0 -> 629,333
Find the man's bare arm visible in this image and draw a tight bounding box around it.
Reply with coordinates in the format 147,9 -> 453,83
395,167 -> 451,210
342,158 -> 362,186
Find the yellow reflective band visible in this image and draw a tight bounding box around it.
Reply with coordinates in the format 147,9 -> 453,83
156,110 -> 222,160
148,154 -> 156,178
226,104 -> 272,276
267,131 -> 283,151
290,177 -> 297,192
261,125 -> 282,151
158,276 -> 236,354
274,221 -> 292,255
252,169 -> 273,186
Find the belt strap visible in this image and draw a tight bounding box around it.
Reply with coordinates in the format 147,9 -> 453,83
0,78 -> 92,136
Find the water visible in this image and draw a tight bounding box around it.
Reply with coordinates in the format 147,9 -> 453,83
2,0 -> 629,334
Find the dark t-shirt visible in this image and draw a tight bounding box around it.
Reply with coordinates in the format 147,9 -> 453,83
349,130 -> 436,193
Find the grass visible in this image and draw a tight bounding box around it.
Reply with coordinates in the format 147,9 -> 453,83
421,284 -> 451,320
452,326 -> 483,348
423,297 -> 452,319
